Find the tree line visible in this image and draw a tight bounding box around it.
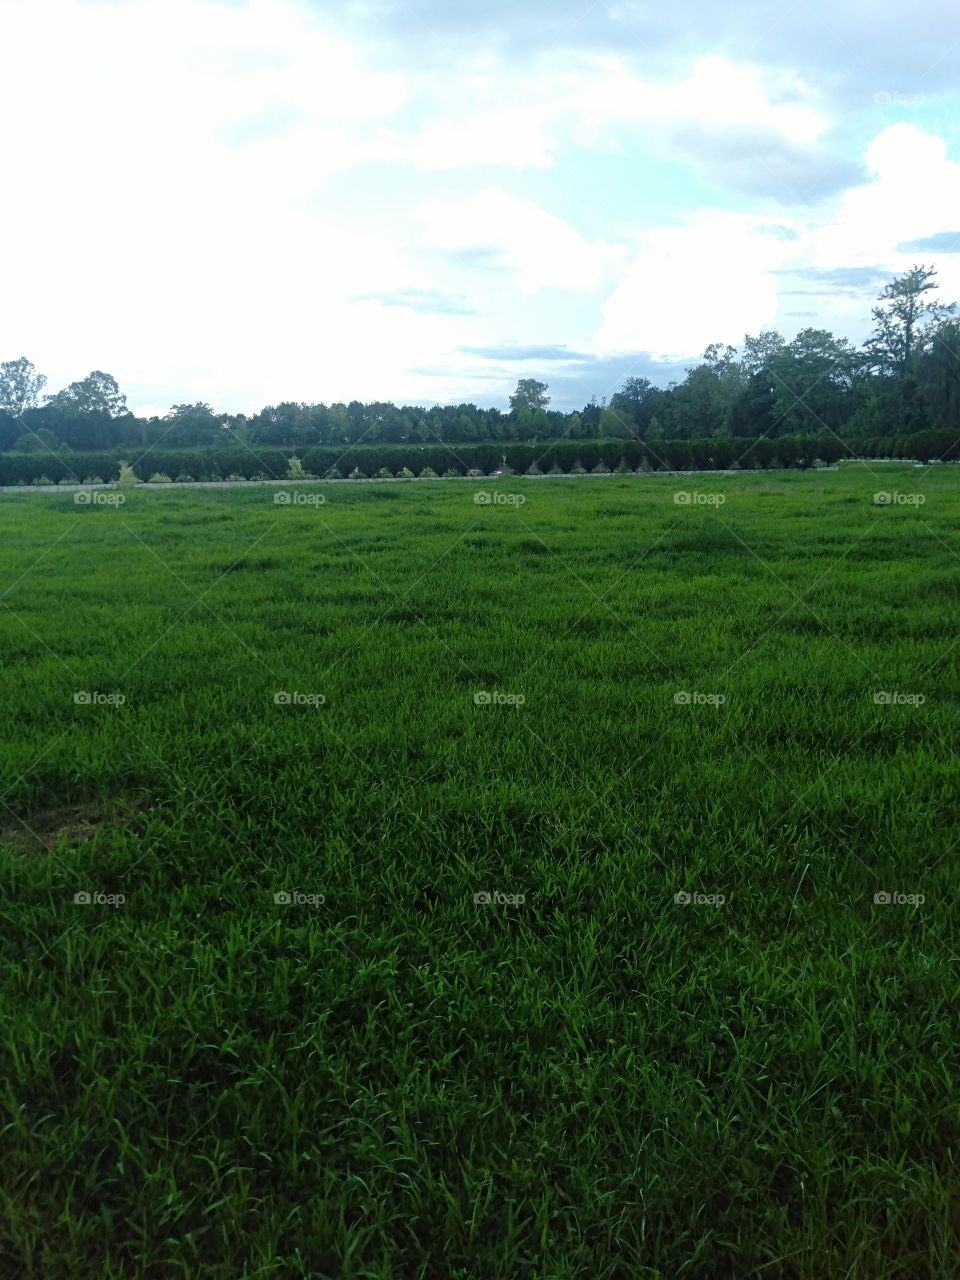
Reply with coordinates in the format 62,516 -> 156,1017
2,266 -> 958,454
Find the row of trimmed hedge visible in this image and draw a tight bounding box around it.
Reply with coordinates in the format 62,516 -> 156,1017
2,431 -> 958,486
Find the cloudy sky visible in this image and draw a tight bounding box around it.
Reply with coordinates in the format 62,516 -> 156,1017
2,0 -> 960,414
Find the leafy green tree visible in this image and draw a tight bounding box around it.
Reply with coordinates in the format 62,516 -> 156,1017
12,427 -> 61,453
767,329 -> 862,435
0,358 -> 47,416
919,319 -> 960,430
728,373 -> 776,438
164,402 -> 222,445
740,331 -> 786,376
509,379 -> 550,412
702,343 -> 745,398
659,364 -> 726,438
46,370 -> 128,417
863,266 -> 954,431
0,412 -> 19,450
609,376 -> 663,436
866,265 -> 954,377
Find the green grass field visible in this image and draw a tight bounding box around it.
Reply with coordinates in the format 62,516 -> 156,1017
2,464 -> 959,1278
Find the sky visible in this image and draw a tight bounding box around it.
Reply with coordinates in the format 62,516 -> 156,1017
2,0 -> 960,415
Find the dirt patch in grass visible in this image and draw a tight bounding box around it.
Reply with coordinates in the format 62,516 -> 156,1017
0,794 -> 154,855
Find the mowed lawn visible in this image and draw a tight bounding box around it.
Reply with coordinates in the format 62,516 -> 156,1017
2,464 -> 959,1279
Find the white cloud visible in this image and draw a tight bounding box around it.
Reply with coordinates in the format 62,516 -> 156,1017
397,54 -> 828,174
596,124 -> 960,361
570,55 -> 826,148
776,124 -> 960,333
404,106 -> 558,170
595,214 -> 789,358
0,0 -> 958,412
416,188 -> 625,293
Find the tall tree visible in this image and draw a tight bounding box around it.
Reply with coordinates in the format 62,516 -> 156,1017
0,358 -> 47,416
865,265 -> 955,377
741,331 -> 786,377
768,328 -> 861,434
509,378 -> 550,411
45,370 -> 128,417
919,318 -> 960,430
609,376 -> 662,435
